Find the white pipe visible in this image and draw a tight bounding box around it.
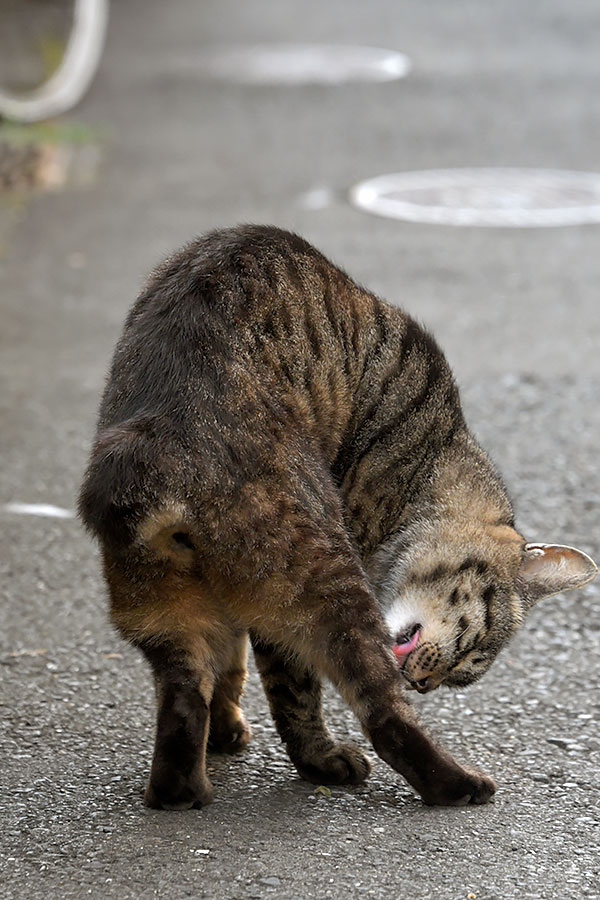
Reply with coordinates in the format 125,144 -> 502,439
0,0 -> 109,123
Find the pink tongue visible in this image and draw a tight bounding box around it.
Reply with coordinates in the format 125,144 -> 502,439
393,629 -> 421,659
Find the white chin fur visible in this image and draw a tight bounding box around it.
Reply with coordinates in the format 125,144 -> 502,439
384,599 -> 424,640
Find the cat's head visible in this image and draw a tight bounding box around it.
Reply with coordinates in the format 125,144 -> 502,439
370,519 -> 597,694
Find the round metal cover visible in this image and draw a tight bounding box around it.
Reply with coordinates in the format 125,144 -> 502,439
349,168 -> 600,227
196,44 -> 411,85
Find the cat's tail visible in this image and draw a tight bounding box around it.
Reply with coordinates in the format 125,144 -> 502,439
78,416 -> 197,566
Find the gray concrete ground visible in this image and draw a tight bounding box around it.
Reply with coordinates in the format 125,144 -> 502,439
1,1 -> 599,898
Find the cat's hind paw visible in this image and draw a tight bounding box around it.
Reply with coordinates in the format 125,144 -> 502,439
293,742 -> 371,786
144,774 -> 214,811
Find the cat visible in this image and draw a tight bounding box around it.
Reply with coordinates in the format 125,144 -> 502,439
79,225 -> 597,810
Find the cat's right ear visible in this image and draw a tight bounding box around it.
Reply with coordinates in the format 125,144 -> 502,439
517,543 -> 597,605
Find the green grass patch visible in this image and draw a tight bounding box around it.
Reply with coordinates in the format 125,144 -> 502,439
0,120 -> 102,146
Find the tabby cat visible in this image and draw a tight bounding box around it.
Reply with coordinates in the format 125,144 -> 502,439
79,225 -> 596,810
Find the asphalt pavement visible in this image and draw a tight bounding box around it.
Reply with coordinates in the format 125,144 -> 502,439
1,1 -> 599,898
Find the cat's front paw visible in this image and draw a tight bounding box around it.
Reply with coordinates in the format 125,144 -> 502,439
420,765 -> 496,807
208,714 -> 252,754
293,742 -> 371,786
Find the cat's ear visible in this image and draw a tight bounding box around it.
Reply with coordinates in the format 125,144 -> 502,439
517,543 -> 597,605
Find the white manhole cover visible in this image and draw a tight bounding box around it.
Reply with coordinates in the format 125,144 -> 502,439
195,44 -> 411,85
350,168 -> 600,227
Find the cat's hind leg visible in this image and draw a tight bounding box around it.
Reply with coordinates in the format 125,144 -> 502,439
208,631 -> 252,754
251,634 -> 370,785
104,556 -> 239,810
141,637 -> 216,810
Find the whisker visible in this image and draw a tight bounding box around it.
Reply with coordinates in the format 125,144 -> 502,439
445,623 -> 469,648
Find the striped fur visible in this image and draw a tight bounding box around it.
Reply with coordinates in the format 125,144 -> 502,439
79,225 -> 596,810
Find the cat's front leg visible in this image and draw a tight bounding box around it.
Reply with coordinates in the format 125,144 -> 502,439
364,707 -> 496,806
251,633 -> 370,785
221,463 -> 494,806
274,528 -> 497,806
313,596 -> 496,806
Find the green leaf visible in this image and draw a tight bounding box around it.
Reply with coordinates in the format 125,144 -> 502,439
314,785 -> 332,798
